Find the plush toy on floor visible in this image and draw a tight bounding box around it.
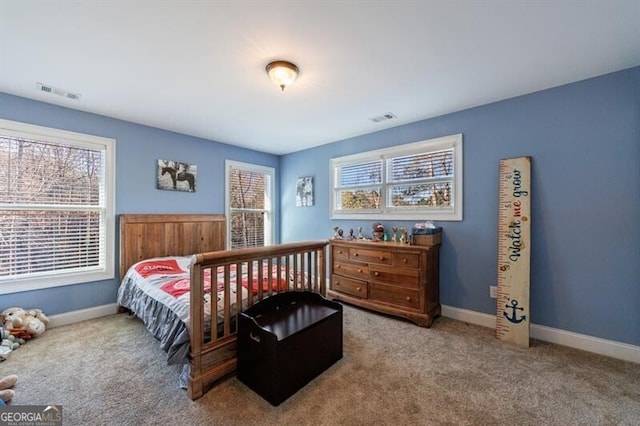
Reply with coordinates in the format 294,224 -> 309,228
0,307 -> 49,339
1,327 -> 15,361
0,374 -> 18,405
0,325 -> 26,361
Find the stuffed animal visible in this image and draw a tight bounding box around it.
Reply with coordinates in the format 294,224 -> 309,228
0,307 -> 49,339
0,326 -> 13,360
0,308 -> 26,330
25,309 -> 49,330
0,326 -> 25,361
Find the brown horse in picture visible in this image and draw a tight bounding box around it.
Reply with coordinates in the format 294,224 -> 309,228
161,164 -> 195,192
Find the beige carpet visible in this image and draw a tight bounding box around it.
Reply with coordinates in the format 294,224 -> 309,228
0,305 -> 638,425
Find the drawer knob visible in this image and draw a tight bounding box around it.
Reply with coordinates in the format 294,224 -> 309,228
358,268 -> 363,273
374,271 -> 380,276
337,265 -> 341,269
406,296 -> 411,301
357,287 -> 361,291
379,256 -> 385,261
402,258 -> 408,263
338,250 -> 343,254
354,253 -> 359,256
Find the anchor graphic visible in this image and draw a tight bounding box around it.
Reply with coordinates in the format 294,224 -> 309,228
503,299 -> 526,324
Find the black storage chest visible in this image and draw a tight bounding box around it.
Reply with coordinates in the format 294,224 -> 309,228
237,291 -> 343,406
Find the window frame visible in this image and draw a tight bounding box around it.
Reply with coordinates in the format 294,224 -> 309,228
0,119 -> 116,295
330,134 -> 463,221
225,160 -> 275,249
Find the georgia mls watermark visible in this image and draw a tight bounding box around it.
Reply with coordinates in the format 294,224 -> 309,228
0,405 -> 62,426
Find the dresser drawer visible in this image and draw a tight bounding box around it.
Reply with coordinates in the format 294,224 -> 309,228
370,282 -> 420,309
333,261 -> 369,280
392,252 -> 420,269
369,264 -> 419,288
349,248 -> 392,265
328,239 -> 440,328
332,245 -> 349,261
331,275 -> 368,298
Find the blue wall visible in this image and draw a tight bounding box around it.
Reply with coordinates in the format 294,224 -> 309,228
0,93 -> 280,315
2,67 -> 638,346
280,67 -> 640,346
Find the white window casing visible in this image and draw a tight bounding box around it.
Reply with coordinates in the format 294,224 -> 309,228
0,119 -> 116,294
330,134 -> 463,221
225,160 -> 275,249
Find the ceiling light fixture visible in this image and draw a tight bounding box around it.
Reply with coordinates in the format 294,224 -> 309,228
266,60 -> 299,91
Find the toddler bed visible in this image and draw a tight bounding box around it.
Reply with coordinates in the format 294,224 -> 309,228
118,256 -> 291,364
117,214 -> 328,400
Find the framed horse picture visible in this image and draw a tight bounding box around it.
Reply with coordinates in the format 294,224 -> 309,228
157,159 -> 197,192
296,176 -> 313,207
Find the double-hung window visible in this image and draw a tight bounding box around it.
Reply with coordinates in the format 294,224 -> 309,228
225,160 -> 274,249
330,134 -> 462,221
0,119 -> 116,294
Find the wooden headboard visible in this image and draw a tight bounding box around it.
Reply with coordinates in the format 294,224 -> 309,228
119,214 -> 226,280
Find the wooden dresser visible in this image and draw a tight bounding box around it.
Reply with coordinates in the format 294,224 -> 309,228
327,239 -> 441,327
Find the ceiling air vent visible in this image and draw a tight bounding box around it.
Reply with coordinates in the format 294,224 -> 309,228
36,82 -> 81,101
369,112 -> 396,123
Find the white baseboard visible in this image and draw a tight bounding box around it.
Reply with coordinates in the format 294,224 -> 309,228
442,304 -> 497,329
442,304 -> 640,364
47,303 -> 119,328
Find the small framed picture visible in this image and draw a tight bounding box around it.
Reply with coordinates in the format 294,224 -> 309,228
157,159 -> 197,192
296,176 -> 314,207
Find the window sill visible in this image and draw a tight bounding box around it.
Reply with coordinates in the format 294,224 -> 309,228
0,270 -> 114,295
331,211 -> 462,221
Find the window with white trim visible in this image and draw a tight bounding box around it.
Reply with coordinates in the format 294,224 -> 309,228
330,134 -> 462,221
225,160 -> 274,249
0,119 -> 116,294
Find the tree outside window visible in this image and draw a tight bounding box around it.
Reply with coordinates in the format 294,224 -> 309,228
226,161 -> 274,249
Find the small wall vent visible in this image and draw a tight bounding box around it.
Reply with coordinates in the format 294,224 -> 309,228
37,82 -> 81,101
369,112 -> 396,123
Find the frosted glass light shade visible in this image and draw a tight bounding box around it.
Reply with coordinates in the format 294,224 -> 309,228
266,61 -> 299,91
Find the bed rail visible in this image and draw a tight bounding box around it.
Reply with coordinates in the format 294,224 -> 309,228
188,240 -> 329,399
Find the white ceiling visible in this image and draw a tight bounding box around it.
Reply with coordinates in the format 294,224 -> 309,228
1,1 -> 639,155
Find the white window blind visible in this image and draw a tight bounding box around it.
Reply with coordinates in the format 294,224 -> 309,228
330,134 -> 463,221
0,119 -> 115,294
336,160 -> 382,211
387,149 -> 454,208
226,160 -> 274,249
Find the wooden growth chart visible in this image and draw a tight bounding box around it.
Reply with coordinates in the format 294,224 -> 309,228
495,156 -> 531,347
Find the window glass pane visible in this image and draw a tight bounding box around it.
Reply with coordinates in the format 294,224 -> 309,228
228,168 -> 265,209
338,188 -> 381,210
0,137 -> 103,206
227,162 -> 273,250
230,211 -> 264,249
339,160 -> 382,187
390,182 -> 452,207
0,210 -> 102,278
389,149 -> 453,182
